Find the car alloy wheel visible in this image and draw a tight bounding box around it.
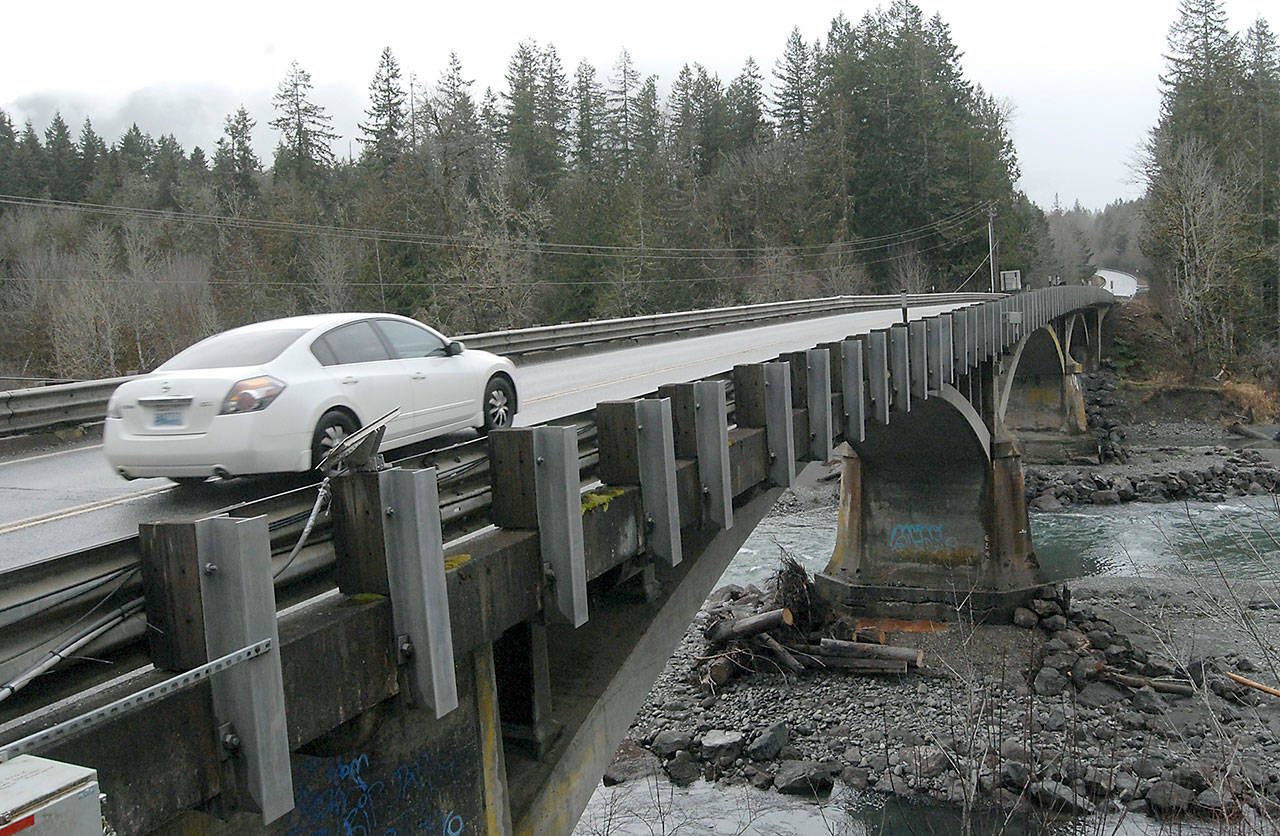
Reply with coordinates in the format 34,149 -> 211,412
311,410 -> 359,473
483,377 -> 515,431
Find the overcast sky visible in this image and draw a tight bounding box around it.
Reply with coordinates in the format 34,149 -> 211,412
2,0 -> 1272,211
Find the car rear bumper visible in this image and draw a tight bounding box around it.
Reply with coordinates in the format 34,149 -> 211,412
103,415 -> 309,478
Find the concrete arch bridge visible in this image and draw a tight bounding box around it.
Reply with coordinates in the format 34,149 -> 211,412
0,287 -> 1114,836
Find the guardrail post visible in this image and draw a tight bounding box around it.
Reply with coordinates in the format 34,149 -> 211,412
908,320 -> 928,401
889,324 -> 910,413
379,467 -> 458,717
864,332 -> 890,425
694,381 -> 734,527
782,349 -> 832,461
840,339 -> 865,444
535,427 -> 589,626
927,316 -> 948,391
966,307 -> 980,368
195,514 -> 293,824
490,427 -> 589,627
987,302 -> 999,358
733,364 -> 794,489
951,308 -> 968,375
806,348 -> 833,461
660,382 -> 732,527
597,399 -> 682,567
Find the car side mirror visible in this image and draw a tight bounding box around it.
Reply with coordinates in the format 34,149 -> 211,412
447,340 -> 464,356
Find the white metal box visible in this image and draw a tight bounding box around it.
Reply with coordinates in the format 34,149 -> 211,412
0,755 -> 100,835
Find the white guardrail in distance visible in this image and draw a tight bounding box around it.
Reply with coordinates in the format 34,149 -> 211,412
0,293 -> 1000,437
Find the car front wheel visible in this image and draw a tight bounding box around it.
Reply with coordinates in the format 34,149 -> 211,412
482,376 -> 516,432
311,409 -> 359,473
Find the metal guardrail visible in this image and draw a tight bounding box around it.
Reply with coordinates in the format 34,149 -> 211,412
0,288 -> 1113,725
0,293 -> 995,436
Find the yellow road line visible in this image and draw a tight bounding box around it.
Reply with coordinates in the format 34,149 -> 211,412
0,444 -> 104,467
0,484 -> 172,535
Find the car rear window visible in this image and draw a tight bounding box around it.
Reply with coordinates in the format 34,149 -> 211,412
157,328 -> 308,371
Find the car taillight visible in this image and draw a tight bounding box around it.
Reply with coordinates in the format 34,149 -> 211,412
220,376 -> 286,414
106,390 -> 122,419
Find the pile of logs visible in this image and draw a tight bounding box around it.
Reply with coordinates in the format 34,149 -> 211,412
699,605 -> 925,689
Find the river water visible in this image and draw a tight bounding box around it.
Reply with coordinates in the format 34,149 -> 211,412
574,495 -> 1280,835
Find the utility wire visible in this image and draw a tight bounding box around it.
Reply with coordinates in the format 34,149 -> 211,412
0,194 -> 990,261
0,227 -> 989,291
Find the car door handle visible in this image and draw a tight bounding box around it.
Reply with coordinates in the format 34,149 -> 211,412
412,372 -> 427,380
341,376 -> 358,385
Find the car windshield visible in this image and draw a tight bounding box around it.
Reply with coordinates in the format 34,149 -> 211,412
157,328 -> 308,371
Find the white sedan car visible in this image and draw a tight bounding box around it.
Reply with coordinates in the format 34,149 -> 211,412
104,313 -> 517,483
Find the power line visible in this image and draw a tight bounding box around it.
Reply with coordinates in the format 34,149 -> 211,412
0,194 -> 990,261
0,227 -> 988,291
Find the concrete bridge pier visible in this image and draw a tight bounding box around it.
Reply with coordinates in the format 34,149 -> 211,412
816,359 -> 1049,623
1002,321 -> 1097,464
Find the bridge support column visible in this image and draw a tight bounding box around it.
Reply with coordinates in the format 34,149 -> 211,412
814,390 -> 1049,624
825,442 -> 862,579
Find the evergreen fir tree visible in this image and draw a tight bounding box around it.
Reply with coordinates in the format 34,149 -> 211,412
269,61 -> 339,183
359,47 -> 408,173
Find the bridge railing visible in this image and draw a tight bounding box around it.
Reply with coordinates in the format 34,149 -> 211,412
0,293 -> 998,437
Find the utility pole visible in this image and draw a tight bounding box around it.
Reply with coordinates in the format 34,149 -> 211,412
988,204 -> 997,293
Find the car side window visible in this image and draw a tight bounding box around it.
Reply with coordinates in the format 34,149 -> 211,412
310,337 -> 338,366
376,319 -> 448,359
319,321 -> 392,365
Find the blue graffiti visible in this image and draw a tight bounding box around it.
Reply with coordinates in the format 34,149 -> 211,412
889,524 -> 959,552
284,750 -> 465,836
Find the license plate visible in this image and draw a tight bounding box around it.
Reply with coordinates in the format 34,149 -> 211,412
153,409 -> 183,426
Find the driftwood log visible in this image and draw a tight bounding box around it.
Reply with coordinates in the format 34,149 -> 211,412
1101,670 -> 1195,697
855,627 -> 887,645
805,656 -> 908,674
755,633 -> 805,674
819,638 -> 924,668
705,608 -> 793,643
1226,671 -> 1280,698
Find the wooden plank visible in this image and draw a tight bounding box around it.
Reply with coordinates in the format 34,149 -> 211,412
331,470 -> 392,595
139,520 -> 206,672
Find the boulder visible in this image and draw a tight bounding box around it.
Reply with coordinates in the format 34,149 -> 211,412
1145,780 -> 1194,815
665,751 -> 701,787
1091,489 -> 1121,505
651,729 -> 691,759
1075,682 -> 1125,708
699,729 -> 744,761
1030,598 -> 1063,618
1000,760 -> 1031,789
999,737 -> 1030,762
1032,493 -> 1063,511
774,760 -> 836,795
604,741 -> 662,786
1131,686 -> 1165,715
898,745 -> 950,779
1033,666 -> 1069,697
746,722 -> 788,761
1030,780 -> 1096,815
1013,607 -> 1039,629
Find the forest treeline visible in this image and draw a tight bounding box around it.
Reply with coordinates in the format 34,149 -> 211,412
1140,0 -> 1280,373
0,0 -> 1270,381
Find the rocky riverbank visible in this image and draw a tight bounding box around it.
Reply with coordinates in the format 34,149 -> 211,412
596,369 -> 1280,831
604,573 -> 1280,829
1024,370 -> 1280,511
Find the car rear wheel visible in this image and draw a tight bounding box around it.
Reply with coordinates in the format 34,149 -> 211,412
311,410 -> 359,473
482,376 -> 516,432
